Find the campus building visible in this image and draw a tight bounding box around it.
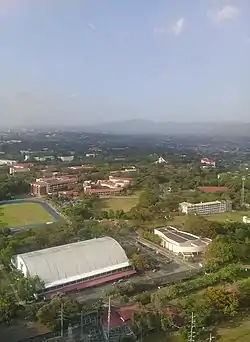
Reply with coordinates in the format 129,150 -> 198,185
12,237 -> 135,295
154,226 -> 211,256
200,158 -> 216,167
9,163 -> 33,175
30,175 -> 77,197
84,186 -> 123,196
83,175 -> 133,196
68,165 -> 94,171
179,200 -> 232,216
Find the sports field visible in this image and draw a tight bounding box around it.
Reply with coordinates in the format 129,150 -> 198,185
0,202 -> 54,228
100,196 -> 138,212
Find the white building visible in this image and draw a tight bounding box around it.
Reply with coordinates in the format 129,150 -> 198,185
243,216 -> 250,224
154,226 -> 211,256
0,159 -> 17,166
12,237 -> 132,292
155,157 -> 167,164
59,156 -> 74,162
179,200 -> 232,216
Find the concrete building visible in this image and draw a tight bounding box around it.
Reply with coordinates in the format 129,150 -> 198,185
59,156 -> 74,162
200,158 -> 216,167
243,216 -> 250,224
12,237 -> 135,294
68,165 -> 94,171
0,159 -> 17,166
84,186 -> 123,196
179,200 -> 232,216
30,176 -> 77,197
154,226 -> 211,256
9,163 -> 33,175
83,175 -> 133,196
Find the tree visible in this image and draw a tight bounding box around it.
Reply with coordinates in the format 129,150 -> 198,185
204,287 -> 239,317
204,237 -> 236,270
37,295 -> 81,330
0,294 -> 18,323
183,215 -> 219,238
130,253 -> 158,272
11,272 -> 45,303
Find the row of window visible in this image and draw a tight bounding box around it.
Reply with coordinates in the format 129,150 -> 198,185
43,266 -> 131,293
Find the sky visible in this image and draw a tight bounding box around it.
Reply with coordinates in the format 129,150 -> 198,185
0,0 -> 249,126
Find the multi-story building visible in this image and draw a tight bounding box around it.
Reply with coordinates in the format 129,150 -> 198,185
9,163 -> 33,175
68,165 -> 94,171
200,158 -> 216,167
84,186 -> 122,196
30,176 -> 77,197
179,200 -> 232,216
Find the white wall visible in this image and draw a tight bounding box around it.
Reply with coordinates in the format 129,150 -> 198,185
155,229 -> 206,254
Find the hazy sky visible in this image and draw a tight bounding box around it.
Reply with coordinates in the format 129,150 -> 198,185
0,0 -> 249,126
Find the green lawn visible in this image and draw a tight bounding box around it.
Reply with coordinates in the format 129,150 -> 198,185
168,211 -> 250,228
216,315 -> 250,342
206,211 -> 250,223
143,332 -> 183,342
100,196 -> 139,212
142,315 -> 250,342
0,203 -> 53,227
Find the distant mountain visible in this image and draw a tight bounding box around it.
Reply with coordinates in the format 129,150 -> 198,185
85,119 -> 250,136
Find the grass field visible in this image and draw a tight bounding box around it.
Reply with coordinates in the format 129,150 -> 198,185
167,210 -> 250,228
143,315 -> 250,342
0,202 -> 53,228
100,196 -> 139,212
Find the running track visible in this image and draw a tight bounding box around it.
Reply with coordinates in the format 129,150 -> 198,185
0,198 -> 65,232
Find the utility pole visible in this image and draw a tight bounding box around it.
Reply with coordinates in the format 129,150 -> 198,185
242,176 -> 246,206
207,332 -> 215,342
188,312 -> 196,342
67,323 -> 73,341
60,303 -> 64,337
107,296 -> 111,342
80,311 -> 84,340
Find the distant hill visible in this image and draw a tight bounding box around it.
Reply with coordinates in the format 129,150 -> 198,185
85,119 -> 250,136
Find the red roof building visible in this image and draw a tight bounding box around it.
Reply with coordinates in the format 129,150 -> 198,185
84,187 -> 122,196
198,186 -> 229,193
9,163 -> 34,175
68,165 -> 94,171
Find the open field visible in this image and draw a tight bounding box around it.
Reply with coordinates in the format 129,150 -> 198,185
167,210 -> 250,227
100,196 -> 139,212
143,314 -> 250,341
0,202 -> 54,228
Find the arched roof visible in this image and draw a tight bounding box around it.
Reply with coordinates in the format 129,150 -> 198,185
16,237 -> 130,288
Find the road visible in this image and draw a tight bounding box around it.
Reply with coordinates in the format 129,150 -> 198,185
71,236 -> 200,303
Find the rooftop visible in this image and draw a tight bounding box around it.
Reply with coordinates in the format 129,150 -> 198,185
85,187 -> 122,194
180,200 -> 228,207
14,236 -> 129,288
156,226 -> 210,246
198,186 -> 229,193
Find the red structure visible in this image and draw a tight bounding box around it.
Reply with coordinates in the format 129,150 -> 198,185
198,186 -> 229,193
45,269 -> 136,296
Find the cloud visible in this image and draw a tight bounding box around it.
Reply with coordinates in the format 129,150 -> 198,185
208,5 -> 240,24
170,18 -> 185,36
154,17 -> 185,37
88,23 -> 96,29
153,27 -> 168,35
